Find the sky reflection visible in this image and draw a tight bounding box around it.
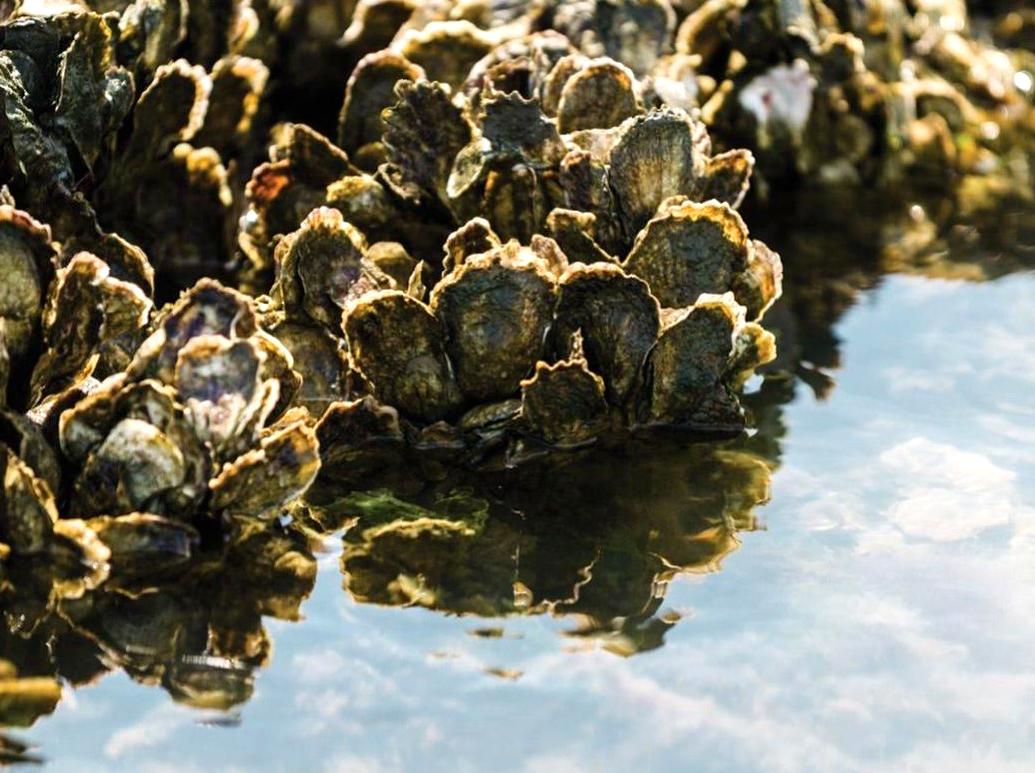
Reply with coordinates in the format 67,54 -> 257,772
9,267 -> 1035,770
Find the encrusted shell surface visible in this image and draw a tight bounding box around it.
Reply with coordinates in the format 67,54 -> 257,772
644,294 -> 761,430
607,108 -> 711,238
272,207 -> 393,328
0,206 -> 56,362
520,354 -> 609,447
0,445 -> 57,555
30,252 -> 151,405
623,199 -> 750,308
60,378 -> 210,519
129,280 -> 257,384
553,262 -> 660,407
343,290 -> 463,422
174,335 -> 277,462
430,244 -> 556,402
338,50 -> 426,168
209,418 -> 321,519
557,59 -> 642,133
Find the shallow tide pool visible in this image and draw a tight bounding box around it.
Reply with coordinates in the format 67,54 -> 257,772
6,208 -> 1035,772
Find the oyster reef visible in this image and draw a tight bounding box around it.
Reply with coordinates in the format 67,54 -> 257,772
0,0 -> 1032,733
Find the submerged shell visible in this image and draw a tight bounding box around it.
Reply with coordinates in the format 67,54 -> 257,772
343,290 -> 463,422
553,263 -> 660,407
86,514 -> 199,585
430,244 -> 556,402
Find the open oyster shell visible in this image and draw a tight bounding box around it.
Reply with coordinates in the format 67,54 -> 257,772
60,280 -> 319,523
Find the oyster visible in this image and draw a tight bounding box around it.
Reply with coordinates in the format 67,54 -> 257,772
520,350 -> 609,448
343,290 -> 463,422
60,281 -> 319,522
552,262 -> 660,407
430,242 -> 556,402
645,294 -> 775,430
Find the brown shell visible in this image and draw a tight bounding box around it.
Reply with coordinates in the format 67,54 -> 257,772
644,294 -> 745,430
60,378 -> 211,519
732,239 -> 784,321
430,245 -> 556,402
31,253 -> 151,406
86,514 -> 199,585
394,21 -> 495,90
557,59 -> 642,133
553,263 -> 660,407
520,356 -> 609,447
272,207 -> 393,328
338,50 -> 425,167
343,290 -> 463,422
0,445 -> 58,555
209,419 -> 321,518
442,217 -> 502,273
129,280 -> 257,384
623,199 -> 751,308
607,108 -> 711,238
0,206 -> 57,361
173,336 -> 275,461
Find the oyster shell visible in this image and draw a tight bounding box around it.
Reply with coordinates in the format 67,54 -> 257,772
623,198 -> 750,309
645,294 -> 775,430
520,351 -> 609,448
343,290 -> 463,422
271,207 -> 393,328
552,262 -> 660,407
430,242 -> 556,402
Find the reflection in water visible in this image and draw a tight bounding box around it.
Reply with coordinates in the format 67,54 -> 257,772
314,424 -> 778,657
0,521 -> 317,756
2,192 -> 1033,761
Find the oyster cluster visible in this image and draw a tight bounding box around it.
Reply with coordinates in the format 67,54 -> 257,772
0,0 -> 1029,732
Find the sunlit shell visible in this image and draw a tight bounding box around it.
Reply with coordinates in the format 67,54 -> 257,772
607,108 -> 711,238
209,418 -> 321,519
644,294 -> 750,430
557,59 -> 642,133
553,262 -> 660,407
343,290 -> 463,422
623,199 -> 750,308
430,244 -> 556,402
520,354 -> 609,447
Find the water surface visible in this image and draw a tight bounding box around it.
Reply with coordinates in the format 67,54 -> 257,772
5,200 -> 1035,772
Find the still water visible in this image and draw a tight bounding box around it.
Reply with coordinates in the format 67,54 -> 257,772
5,199 -> 1035,771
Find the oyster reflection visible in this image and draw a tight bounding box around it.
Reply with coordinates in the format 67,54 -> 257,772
312,405 -> 780,657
